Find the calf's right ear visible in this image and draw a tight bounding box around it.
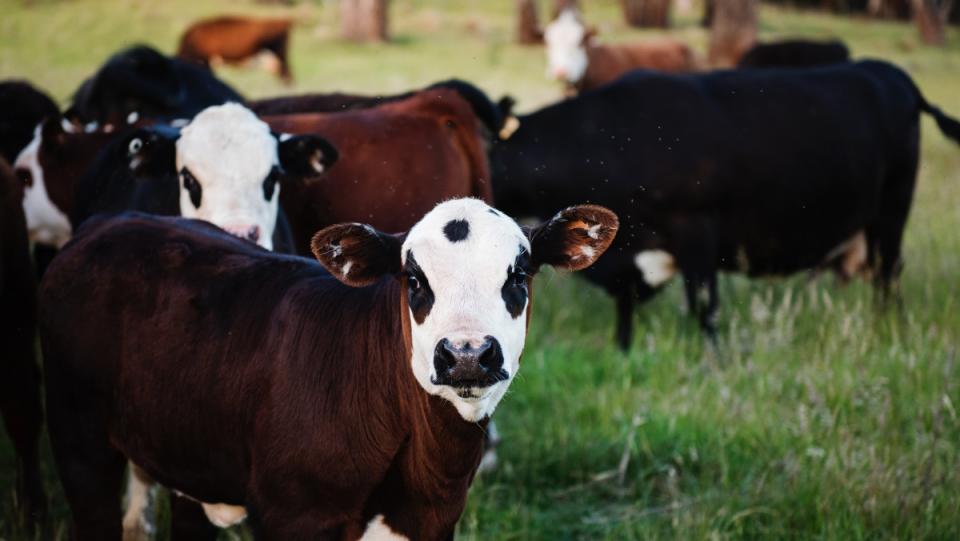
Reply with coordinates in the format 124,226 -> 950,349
311,223 -> 404,287
277,134 -> 339,178
527,204 -> 619,271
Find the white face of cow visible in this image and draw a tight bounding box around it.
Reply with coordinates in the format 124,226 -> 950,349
312,198 -> 619,422
176,103 -> 283,250
544,9 -> 589,84
13,125 -> 72,247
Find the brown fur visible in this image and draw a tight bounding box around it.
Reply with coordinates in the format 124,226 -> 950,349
576,39 -> 699,92
265,88 -> 493,253
178,16 -> 293,82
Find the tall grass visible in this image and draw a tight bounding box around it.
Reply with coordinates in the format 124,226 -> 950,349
1,1 -> 958,539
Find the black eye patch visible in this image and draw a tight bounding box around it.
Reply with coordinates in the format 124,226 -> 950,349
263,166 -> 281,201
405,251 -> 435,325
180,168 -> 201,209
501,246 -> 530,319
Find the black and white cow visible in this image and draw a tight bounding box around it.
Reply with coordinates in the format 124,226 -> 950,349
491,59 -> 960,349
40,199 -> 618,539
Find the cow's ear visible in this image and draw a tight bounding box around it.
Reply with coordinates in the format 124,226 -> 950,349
311,223 -> 404,287
526,205 -> 618,271
126,126 -> 179,177
277,134 -> 338,178
40,117 -> 67,147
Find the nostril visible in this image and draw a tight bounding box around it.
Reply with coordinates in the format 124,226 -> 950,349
477,336 -> 503,370
246,226 -> 260,243
435,339 -> 457,371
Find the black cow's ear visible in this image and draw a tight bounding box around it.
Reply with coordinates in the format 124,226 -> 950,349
277,134 -> 339,178
526,205 -> 618,271
311,223 -> 404,287
126,126 -> 179,176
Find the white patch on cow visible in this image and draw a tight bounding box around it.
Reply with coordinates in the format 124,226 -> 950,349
544,9 -> 589,84
176,103 -> 279,250
587,223 -> 602,239
122,463 -> 155,541
403,199 -> 530,422
361,515 -> 409,541
127,111 -> 140,125
825,230 -> 868,279
84,121 -> 99,133
201,503 -> 247,528
14,126 -> 72,247
341,259 -> 354,277
578,245 -> 595,260
634,250 -> 677,287
60,118 -> 77,133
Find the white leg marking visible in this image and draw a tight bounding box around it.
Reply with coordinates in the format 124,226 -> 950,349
122,463 -> 155,541
634,250 -> 677,287
841,230 -> 867,278
361,515 -> 410,541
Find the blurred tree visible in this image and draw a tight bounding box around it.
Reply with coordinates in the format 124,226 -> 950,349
709,0 -> 757,67
911,0 -> 954,44
702,0 -> 715,27
341,0 -> 389,42
516,0 -> 543,44
621,0 -> 672,27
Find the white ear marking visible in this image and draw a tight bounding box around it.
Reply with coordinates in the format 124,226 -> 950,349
587,223 -> 602,239
279,133 -> 293,142
341,260 -> 353,277
60,118 -> 77,133
309,152 -> 324,173
127,111 -> 140,124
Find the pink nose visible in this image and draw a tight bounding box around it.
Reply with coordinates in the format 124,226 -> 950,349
224,225 -> 261,244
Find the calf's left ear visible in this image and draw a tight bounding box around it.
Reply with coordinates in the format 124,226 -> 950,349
311,223 -> 403,287
527,205 -> 618,271
277,134 -> 339,177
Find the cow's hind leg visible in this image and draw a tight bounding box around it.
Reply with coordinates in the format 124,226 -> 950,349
264,35 -> 292,83
0,344 -> 45,527
613,281 -> 635,351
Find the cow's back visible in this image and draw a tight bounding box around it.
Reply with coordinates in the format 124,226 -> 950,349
269,89 -> 490,252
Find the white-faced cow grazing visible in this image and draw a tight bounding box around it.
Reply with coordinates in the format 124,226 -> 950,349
544,8 -> 699,94
491,59 -> 960,349
39,198 -> 618,539
178,16 -> 294,83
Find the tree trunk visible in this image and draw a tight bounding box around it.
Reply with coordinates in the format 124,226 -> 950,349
912,0 -> 953,45
553,0 -> 580,18
341,0 -> 389,42
869,0 -> 912,18
709,0 -> 757,67
516,0 -> 542,44
621,0 -> 672,28
702,0 -> 715,28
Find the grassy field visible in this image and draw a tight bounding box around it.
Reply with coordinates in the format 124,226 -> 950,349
2,0 -> 959,539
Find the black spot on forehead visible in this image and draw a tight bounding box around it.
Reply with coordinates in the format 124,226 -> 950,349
443,219 -> 470,243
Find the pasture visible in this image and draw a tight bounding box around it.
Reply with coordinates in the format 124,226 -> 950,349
1,0 -> 959,539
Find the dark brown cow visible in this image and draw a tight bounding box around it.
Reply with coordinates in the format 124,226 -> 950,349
0,158 -> 44,525
178,16 -> 293,82
265,88 -> 494,254
545,9 -> 699,93
40,199 -> 618,539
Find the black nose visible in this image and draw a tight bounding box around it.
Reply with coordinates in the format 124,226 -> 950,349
432,336 -> 508,388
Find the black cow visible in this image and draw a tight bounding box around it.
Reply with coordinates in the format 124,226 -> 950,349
0,158 -> 44,526
68,44 -> 243,128
738,39 -> 851,69
0,80 -> 59,163
491,60 -> 960,349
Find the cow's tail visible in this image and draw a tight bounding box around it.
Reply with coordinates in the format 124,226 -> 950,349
920,98 -> 960,144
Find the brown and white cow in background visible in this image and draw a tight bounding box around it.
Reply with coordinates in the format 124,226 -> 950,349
544,8 -> 699,94
178,16 -> 294,83
41,198 -> 618,539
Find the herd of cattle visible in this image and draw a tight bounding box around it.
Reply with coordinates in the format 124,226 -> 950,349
1,8 -> 960,540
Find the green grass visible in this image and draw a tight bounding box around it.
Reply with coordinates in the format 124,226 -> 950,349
2,0 -> 959,539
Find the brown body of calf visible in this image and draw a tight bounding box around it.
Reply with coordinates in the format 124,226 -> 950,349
575,39 -> 699,93
0,158 -> 45,526
177,16 -> 293,82
265,88 -> 493,253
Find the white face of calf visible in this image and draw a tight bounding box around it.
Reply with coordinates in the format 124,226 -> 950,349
544,9 -> 590,84
312,198 -> 619,422
13,125 -> 72,247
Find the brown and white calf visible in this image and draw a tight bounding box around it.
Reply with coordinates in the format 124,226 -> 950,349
40,198 -> 617,539
178,16 -> 294,83
544,8 -> 699,93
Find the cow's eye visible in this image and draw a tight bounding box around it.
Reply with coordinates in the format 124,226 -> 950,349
407,274 -> 420,291
512,268 -> 527,288
180,169 -> 202,209
263,169 -> 280,201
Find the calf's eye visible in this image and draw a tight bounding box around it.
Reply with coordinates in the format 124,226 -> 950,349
180,169 -> 202,209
